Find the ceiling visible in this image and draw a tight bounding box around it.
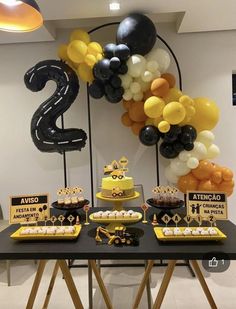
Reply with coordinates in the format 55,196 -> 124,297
0,0 -> 236,44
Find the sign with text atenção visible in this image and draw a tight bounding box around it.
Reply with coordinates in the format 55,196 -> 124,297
9,194 -> 49,224
187,191 -> 228,220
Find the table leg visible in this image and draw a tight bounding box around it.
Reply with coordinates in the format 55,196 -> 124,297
153,260 -> 177,309
26,260 -> 47,309
133,260 -> 154,309
190,260 -> 217,309
42,261 -> 60,309
88,261 -> 93,309
145,260 -> 153,309
89,260 -> 113,309
58,260 -> 84,309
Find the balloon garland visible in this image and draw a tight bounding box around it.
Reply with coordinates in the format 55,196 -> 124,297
24,13 -> 234,197
24,60 -> 87,154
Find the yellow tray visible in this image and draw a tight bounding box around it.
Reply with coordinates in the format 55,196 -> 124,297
154,227 -> 227,242
10,225 -> 82,241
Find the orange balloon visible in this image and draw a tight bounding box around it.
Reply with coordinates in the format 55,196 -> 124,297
151,78 -> 170,97
121,112 -> 133,127
161,73 -> 176,88
129,101 -> 147,122
131,122 -> 145,136
198,180 -> 218,192
221,167 -> 234,181
123,100 -> 133,111
211,171 -> 223,184
218,180 -> 234,196
143,90 -> 153,101
192,160 -> 215,180
177,173 -> 199,194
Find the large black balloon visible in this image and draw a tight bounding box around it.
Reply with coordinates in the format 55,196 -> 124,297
160,142 -> 179,159
116,13 -> 156,56
24,60 -> 87,154
139,125 -> 160,146
93,59 -> 113,81
88,80 -> 105,99
181,125 -> 197,141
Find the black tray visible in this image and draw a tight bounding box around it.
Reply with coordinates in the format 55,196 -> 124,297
52,199 -> 89,211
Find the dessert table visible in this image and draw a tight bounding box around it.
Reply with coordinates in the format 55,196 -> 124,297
0,207 -> 236,309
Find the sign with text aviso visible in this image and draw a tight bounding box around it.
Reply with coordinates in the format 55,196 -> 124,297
186,191 -> 228,220
9,194 -> 49,224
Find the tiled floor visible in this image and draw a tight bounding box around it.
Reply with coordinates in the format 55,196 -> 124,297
0,260 -> 235,309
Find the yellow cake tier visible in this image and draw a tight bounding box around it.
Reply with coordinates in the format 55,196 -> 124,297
101,176 -> 134,198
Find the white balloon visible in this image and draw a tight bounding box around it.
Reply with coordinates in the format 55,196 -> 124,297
187,157 -> 199,169
133,92 -> 144,102
179,150 -> 192,162
127,54 -> 146,78
170,158 -> 191,176
120,74 -> 132,89
130,82 -> 141,94
141,70 -> 153,82
147,48 -> 171,73
135,78 -> 151,92
152,70 -> 161,78
191,141 -> 207,160
196,130 -> 215,147
123,89 -> 132,101
165,166 -> 179,184
207,144 -> 220,159
146,60 -> 159,73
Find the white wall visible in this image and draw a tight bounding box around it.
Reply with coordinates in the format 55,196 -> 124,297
0,23 -> 236,222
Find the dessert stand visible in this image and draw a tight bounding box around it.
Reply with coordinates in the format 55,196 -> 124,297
89,191 -> 142,232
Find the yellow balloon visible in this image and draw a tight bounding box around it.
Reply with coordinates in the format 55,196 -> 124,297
96,53 -> 103,61
88,42 -> 103,56
153,116 -> 163,127
163,87 -> 182,103
67,40 -> 88,64
145,118 -> 155,126
163,101 -> 186,124
70,29 -> 90,44
78,63 -> 94,83
58,44 -> 69,61
179,95 -> 195,107
158,121 -> 170,133
84,54 -> 97,67
188,97 -> 220,132
144,96 -> 165,118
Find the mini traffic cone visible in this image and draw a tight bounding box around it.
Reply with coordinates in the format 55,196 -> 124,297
152,214 -> 158,226
76,215 -> 80,225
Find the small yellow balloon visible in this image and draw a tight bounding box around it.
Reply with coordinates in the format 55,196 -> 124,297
153,116 -> 163,127
163,101 -> 186,124
179,95 -> 194,107
58,44 -> 69,61
158,121 -> 170,133
144,96 -> 165,118
70,29 -> 90,44
84,54 -> 97,67
96,53 -> 103,61
78,63 -> 94,83
145,118 -> 155,126
88,42 -> 103,56
67,40 -> 88,64
188,97 -> 220,132
163,87 -> 182,103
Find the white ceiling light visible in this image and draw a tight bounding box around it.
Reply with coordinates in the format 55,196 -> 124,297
109,1 -> 120,11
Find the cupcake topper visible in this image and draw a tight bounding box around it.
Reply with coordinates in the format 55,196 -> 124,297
50,216 -> 57,226
195,215 -> 203,227
208,215 -> 216,227
83,204 -> 91,225
184,215 -> 193,228
34,214 -> 39,226
162,214 -> 171,227
58,215 -> 65,226
67,215 -> 75,226
44,215 -> 48,226
141,203 -> 149,224
172,214 -> 181,228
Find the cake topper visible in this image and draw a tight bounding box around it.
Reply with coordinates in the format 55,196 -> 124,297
103,156 -> 129,177
184,215 -> 193,227
162,214 -> 171,227
83,204 -> 91,225
172,214 -> 181,227
141,203 -> 149,224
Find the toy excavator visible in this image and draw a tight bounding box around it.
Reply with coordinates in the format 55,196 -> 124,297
95,226 -> 139,246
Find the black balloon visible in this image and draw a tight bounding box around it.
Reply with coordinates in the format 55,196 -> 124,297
164,125 -> 180,143
88,80 -> 105,99
116,13 -> 156,56
184,143 -> 194,151
181,125 -> 197,141
24,60 -> 87,154
103,43 -> 116,59
117,62 -> 128,74
93,59 -> 113,81
180,132 -> 192,145
160,142 -> 179,159
110,75 -> 122,88
139,125 -> 160,146
173,142 -> 184,153
114,44 -> 130,61
110,57 -> 121,70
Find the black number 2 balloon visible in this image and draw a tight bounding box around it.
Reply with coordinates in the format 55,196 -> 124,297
24,60 -> 87,154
